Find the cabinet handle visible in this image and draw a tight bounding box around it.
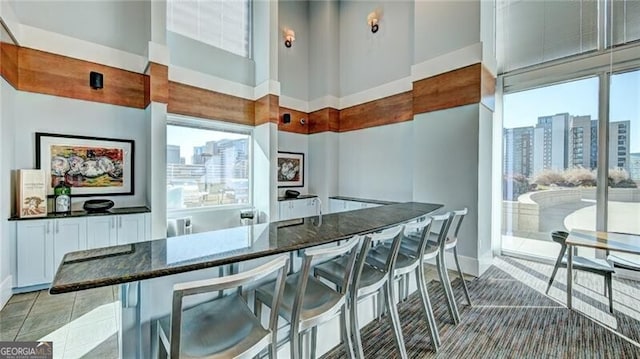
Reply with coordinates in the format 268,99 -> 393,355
111,217 -> 115,229
46,221 -> 50,234
56,221 -> 60,233
119,217 -> 123,228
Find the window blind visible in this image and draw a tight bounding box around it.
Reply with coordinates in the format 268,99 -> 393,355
611,0 -> 640,46
167,0 -> 250,58
498,0 -> 598,73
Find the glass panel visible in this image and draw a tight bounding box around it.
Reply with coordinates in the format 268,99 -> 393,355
608,70 -> 640,236
502,77 -> 599,258
167,124 -> 250,210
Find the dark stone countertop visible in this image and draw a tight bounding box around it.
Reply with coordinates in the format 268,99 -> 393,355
50,202 -> 442,294
329,196 -> 399,206
277,194 -> 318,201
9,206 -> 151,221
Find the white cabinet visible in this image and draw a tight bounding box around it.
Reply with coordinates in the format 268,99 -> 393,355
328,199 -> 381,214
86,216 -> 117,249
116,213 -> 148,244
279,198 -> 320,221
16,217 -> 86,288
16,212 -> 150,289
86,213 -> 149,247
16,220 -> 54,287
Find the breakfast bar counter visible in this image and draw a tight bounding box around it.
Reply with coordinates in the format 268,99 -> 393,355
50,201 -> 443,358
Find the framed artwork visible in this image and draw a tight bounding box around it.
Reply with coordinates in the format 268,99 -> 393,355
277,151 -> 304,188
35,132 -> 135,197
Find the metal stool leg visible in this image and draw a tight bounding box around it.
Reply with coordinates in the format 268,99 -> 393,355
416,265 -> 440,350
453,247 -> 472,306
436,254 -> 459,324
384,282 -> 408,359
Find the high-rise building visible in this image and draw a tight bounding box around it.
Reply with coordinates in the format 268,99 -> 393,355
504,126 -> 534,177
533,113 -> 569,174
504,113 -> 631,179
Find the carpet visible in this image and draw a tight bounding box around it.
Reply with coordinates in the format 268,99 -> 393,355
321,257 -> 640,358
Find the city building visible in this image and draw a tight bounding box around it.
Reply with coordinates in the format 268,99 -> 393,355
503,126 -> 534,177
166,144 -> 181,164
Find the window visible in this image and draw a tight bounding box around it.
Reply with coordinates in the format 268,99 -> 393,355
167,0 -> 251,58
167,121 -> 251,210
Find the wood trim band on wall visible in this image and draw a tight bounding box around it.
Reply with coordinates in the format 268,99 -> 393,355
413,63 -> 483,115
255,94 -> 279,126
0,41 -> 19,89
308,108 -> 340,134
481,65 -> 496,112
278,106 -> 308,134
18,47 -> 148,109
339,91 -> 413,133
149,62 -> 168,105
168,81 -> 255,126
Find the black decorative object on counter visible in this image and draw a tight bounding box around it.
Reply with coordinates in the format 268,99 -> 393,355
83,199 -> 114,212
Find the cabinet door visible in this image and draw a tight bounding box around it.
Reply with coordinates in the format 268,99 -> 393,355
87,216 -> 117,249
53,218 -> 88,271
16,220 -> 54,287
117,214 -> 147,244
278,201 -> 294,221
302,199 -> 319,217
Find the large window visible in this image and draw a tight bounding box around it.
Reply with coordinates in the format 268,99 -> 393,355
167,0 -> 251,58
167,121 -> 251,210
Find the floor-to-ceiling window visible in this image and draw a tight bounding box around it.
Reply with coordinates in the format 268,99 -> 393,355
498,0 -> 640,260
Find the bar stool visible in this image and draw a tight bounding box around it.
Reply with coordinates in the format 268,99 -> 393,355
254,236 -> 361,359
367,218 -> 440,351
400,212 -> 460,324
314,225 -> 408,359
156,255 -> 289,359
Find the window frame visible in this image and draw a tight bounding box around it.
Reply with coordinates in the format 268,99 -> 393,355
166,115 -> 254,214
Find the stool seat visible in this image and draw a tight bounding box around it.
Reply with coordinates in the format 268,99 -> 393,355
157,294 -> 270,358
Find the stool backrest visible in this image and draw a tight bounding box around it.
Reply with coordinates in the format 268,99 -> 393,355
169,255 -> 289,358
432,212 -> 454,251
448,208 -> 468,242
292,236 -> 361,329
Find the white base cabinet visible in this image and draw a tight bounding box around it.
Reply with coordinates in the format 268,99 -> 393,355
86,213 -> 149,247
16,213 -> 150,289
328,199 -> 381,213
16,217 -> 86,288
278,198 -> 320,221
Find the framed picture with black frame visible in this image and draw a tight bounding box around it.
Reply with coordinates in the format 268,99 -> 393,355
35,132 -> 135,197
277,151 -> 304,188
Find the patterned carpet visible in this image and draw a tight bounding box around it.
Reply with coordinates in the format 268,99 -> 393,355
321,257 -> 640,358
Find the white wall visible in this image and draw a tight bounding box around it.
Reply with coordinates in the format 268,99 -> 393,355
167,32 -> 255,86
413,1 -> 480,64
339,0 -> 413,96
308,132 -> 339,214
10,0 -> 151,56
278,131 -> 309,196
279,0 -> 309,101
13,92 -> 149,210
338,121 -> 413,201
0,77 -> 17,307
412,104 -> 480,261
308,0 -> 340,102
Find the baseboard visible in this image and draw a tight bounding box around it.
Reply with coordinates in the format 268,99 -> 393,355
425,252 -> 493,278
0,275 -> 13,309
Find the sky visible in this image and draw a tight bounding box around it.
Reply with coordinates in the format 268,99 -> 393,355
167,125 -> 248,164
503,70 -> 640,153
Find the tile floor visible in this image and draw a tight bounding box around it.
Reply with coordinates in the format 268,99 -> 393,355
0,286 -> 119,359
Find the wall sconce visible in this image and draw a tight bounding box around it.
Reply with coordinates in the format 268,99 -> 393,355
90,71 -> 103,90
367,10 -> 381,33
283,28 -> 295,48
